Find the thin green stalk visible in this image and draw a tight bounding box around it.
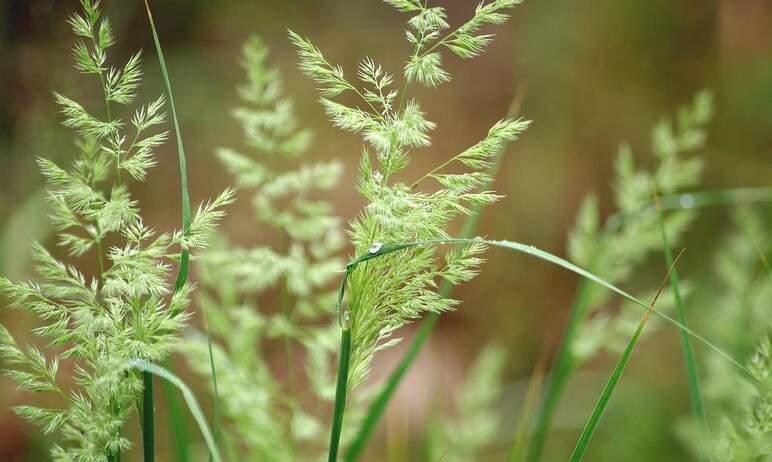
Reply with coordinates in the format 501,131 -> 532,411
655,195 -> 708,459
329,328 -> 352,462
525,277 -> 592,462
345,86 -> 527,462
328,258 -> 358,461
142,372 -> 155,461
568,249 -> 682,461
143,2 -> 215,461
202,306 -> 220,461
130,360 -> 223,462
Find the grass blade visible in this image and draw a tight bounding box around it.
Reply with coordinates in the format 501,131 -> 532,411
525,277 -> 592,462
342,235 -> 753,460
568,250 -> 683,462
143,0 -> 192,294
567,317 -> 648,462
350,238 -> 754,378
344,84 -> 527,462
526,187 -> 772,462
143,2 -> 218,461
129,360 -> 223,462
655,194 -> 708,459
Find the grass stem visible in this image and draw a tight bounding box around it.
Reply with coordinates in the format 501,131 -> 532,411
142,372 -> 155,462
655,194 -> 708,460
328,327 -> 352,462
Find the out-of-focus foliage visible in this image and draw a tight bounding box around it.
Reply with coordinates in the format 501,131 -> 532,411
678,207 -> 772,461
426,345 -> 507,462
184,36 -> 347,461
569,90 -> 712,364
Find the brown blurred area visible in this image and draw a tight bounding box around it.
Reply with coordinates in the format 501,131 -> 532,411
1,1 -> 771,460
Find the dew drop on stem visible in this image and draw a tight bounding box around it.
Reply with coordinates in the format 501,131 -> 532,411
368,242 -> 383,254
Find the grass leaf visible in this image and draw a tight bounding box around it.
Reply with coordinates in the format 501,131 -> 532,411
129,360 -> 223,462
655,194 -> 708,459
568,249 -> 683,462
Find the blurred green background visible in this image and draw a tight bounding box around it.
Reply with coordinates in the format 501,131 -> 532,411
1,0 -> 771,460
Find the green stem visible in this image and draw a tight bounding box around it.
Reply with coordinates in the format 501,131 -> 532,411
144,2 -> 198,461
655,198 -> 708,460
142,372 -> 155,462
162,378 -> 191,462
95,236 -> 106,289
525,277 -> 592,462
329,327 -> 352,462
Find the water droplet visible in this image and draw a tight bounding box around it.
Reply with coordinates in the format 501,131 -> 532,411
368,242 -> 383,254
679,194 -> 695,209
339,309 -> 351,329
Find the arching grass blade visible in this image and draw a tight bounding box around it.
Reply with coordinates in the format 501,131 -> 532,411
129,360 -> 223,462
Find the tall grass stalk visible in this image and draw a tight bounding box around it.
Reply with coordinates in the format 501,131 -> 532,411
568,249 -> 684,462
344,84 -> 527,461
144,2 -> 216,461
655,194 -> 708,459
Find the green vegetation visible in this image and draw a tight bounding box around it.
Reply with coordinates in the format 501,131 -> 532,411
0,1 -> 770,461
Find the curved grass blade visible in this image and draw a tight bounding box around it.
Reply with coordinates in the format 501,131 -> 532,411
344,84 -> 527,462
348,186 -> 772,461
343,235 -> 755,460
527,186 -> 772,462
143,0 -> 192,295
354,238 -> 754,377
143,2 -> 218,461
567,250 -> 682,462
129,360 -> 223,462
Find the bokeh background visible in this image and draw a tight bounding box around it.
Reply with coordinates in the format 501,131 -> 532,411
1,0 -> 771,460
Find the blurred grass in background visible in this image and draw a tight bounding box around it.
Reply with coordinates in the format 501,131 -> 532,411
0,0 -> 770,460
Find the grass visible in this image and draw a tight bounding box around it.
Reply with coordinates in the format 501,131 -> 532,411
130,360 -> 223,462
329,237 -> 753,460
525,187 -> 772,462
144,3 -> 219,462
344,83 -> 528,462
568,249 -> 683,461
4,2 -> 772,461
655,193 -> 708,458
